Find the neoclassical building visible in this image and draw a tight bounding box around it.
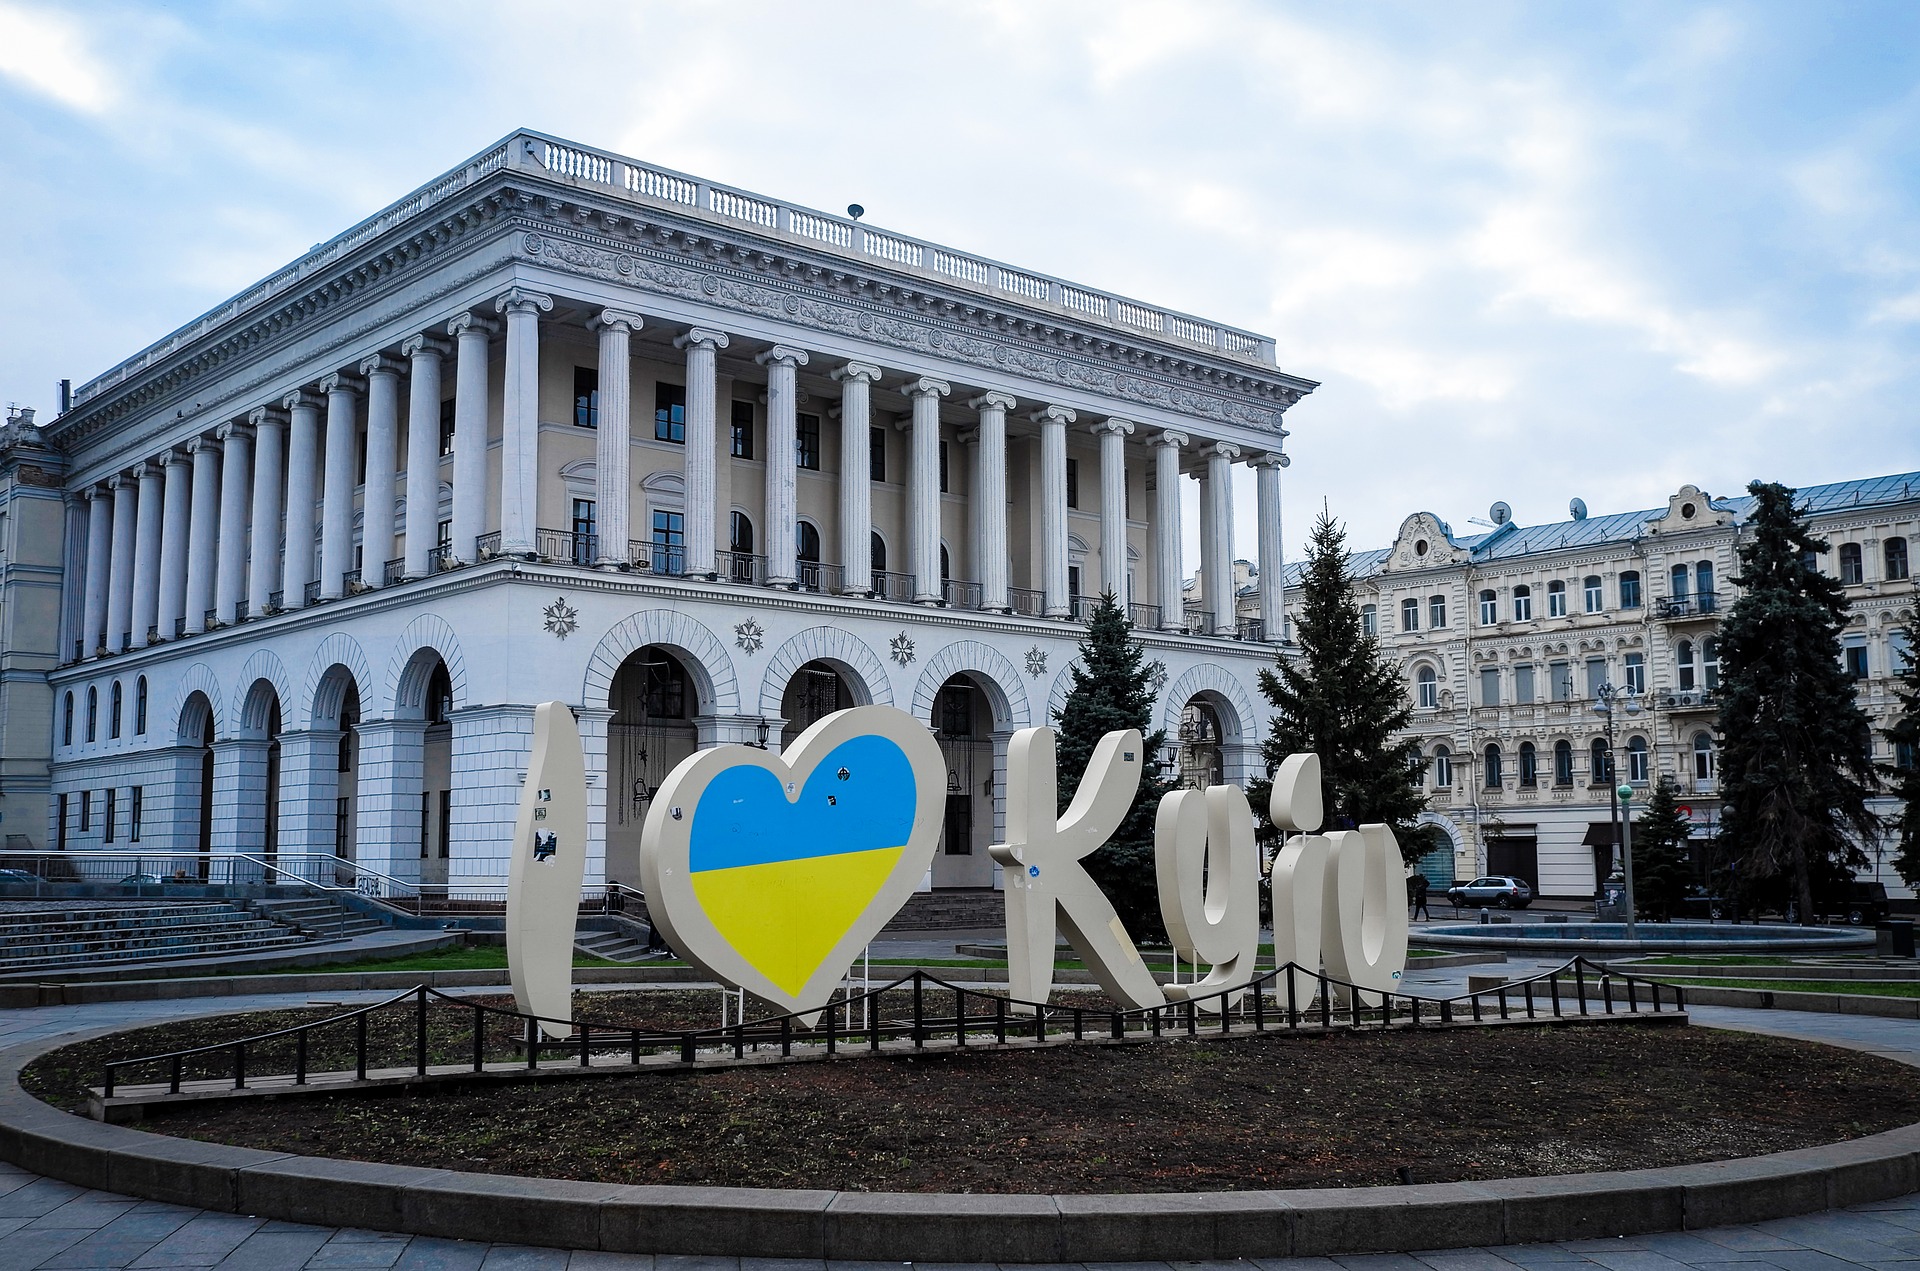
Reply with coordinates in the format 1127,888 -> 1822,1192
1253,474 -> 1920,899
43,130 -> 1310,896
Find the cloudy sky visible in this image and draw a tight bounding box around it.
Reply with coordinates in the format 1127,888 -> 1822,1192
3,1 -> 1917,563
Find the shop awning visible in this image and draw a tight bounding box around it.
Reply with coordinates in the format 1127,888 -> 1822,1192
1582,821 -> 1621,847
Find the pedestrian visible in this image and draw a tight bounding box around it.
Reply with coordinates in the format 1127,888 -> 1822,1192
1411,872 -> 1431,921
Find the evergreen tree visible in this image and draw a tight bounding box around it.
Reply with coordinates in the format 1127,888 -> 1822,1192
1714,481 -> 1880,923
1631,776 -> 1693,922
1882,621 -> 1920,886
1054,594 -> 1173,942
1252,509 -> 1430,861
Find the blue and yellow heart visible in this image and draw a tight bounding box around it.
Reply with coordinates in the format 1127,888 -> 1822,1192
688,734 -> 917,996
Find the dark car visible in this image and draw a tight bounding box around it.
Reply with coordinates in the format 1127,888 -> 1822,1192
1446,875 -> 1533,909
1813,881 -> 1891,926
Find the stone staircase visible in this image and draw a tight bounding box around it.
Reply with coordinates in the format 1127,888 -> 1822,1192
883,888 -> 1005,932
251,896 -> 386,940
0,901 -> 315,975
575,928 -> 659,963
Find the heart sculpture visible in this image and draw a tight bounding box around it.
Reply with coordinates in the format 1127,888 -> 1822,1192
638,705 -> 945,1016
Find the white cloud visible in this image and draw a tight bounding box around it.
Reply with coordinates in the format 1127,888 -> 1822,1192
0,3 -> 114,113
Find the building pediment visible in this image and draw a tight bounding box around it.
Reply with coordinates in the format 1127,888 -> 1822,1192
1646,485 -> 1733,535
1381,513 -> 1467,572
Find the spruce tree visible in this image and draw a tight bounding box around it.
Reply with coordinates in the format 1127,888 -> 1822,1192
1054,594 -> 1173,942
1714,481 -> 1880,923
1253,509 -> 1429,861
1631,776 -> 1694,922
1882,621 -> 1920,886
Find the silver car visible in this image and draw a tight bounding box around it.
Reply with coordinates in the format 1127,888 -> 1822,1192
1446,875 -> 1533,909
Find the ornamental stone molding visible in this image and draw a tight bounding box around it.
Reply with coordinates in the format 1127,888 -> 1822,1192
581,609 -> 740,716
755,626 -> 896,718
298,632 -> 375,731
908,641 -> 1031,730
382,613 -> 470,718
1157,663 -> 1259,745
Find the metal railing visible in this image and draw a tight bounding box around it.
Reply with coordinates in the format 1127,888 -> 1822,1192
942,579 -> 983,610
871,570 -> 917,603
535,527 -> 596,566
383,558 -> 406,586
1007,586 -> 1044,617
97,955 -> 1681,1103
174,616 -> 187,637
342,569 -> 365,594
795,560 -> 841,594
427,544 -> 454,573
302,581 -> 321,605
1128,602 -> 1162,628
715,550 -> 760,584
1236,618 -> 1267,642
475,532 -> 504,562
1068,595 -> 1099,622
1183,605 -> 1209,635
266,591 -> 283,613
1655,592 -> 1719,619
202,608 -> 218,630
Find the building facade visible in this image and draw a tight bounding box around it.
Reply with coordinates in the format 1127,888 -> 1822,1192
1257,475 -> 1920,899
41,130 -> 1311,898
0,409 -> 68,852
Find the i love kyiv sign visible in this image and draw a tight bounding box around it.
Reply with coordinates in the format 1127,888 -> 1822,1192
505,703 -> 1410,1038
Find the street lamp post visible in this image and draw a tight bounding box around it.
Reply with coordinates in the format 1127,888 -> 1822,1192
1593,681 -> 1643,937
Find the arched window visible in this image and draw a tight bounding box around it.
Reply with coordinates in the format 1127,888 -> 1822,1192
1839,543 -> 1863,586
1519,741 -> 1538,787
1432,746 -> 1452,788
940,544 -> 951,582
1627,735 -> 1649,783
1416,665 -> 1439,708
1583,575 -> 1603,613
1553,739 -> 1574,787
62,691 -> 73,747
1547,580 -> 1566,618
1483,743 -> 1503,788
135,676 -> 147,736
1361,604 -> 1377,636
85,686 -> 97,743
1693,732 -> 1715,780
1697,561 -> 1715,611
1670,563 -> 1690,601
870,531 -> 887,574
1619,570 -> 1641,609
1478,589 -> 1497,625
1887,537 -> 1910,582
1677,639 -> 1696,690
1512,585 -> 1533,621
729,511 -> 753,554
109,682 -> 122,740
1590,737 -> 1612,785
1702,637 -> 1721,691
795,521 -> 820,562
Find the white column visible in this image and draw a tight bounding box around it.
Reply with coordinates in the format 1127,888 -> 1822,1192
1093,417 -> 1135,604
1203,441 -> 1240,635
1253,451 -> 1288,642
1150,430 -> 1187,632
400,334 -> 448,580
184,435 -> 221,635
447,313 -> 497,563
495,288 -> 553,555
900,376 -> 951,604
969,392 -> 1014,612
157,450 -> 191,638
213,419 -> 253,624
757,345 -> 809,586
1034,404 -> 1075,618
105,475 -> 136,653
318,371 -> 362,599
359,354 -> 402,588
281,390 -> 321,608
592,310 -> 642,567
833,361 -> 881,594
675,328 -> 729,578
247,407 -> 285,617
130,461 -> 163,647
80,485 -> 110,657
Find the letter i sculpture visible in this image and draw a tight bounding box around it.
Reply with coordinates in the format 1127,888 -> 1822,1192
507,702 -> 589,1039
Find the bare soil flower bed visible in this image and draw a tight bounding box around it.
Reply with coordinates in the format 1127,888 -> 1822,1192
25,994 -> 1920,1192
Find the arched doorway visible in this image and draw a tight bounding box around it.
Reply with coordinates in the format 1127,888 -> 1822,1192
391,647 -> 456,887
930,674 -> 995,889
312,666 -> 361,869
778,660 -> 854,748
606,646 -> 699,884
177,691 -> 214,874
421,663 -> 453,885
238,679 -> 284,864
1177,695 -> 1224,789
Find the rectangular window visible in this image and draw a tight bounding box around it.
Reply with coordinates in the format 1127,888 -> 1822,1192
939,440 -> 950,493
1429,595 -> 1447,628
79,789 -> 90,833
654,383 -> 686,444
1361,605 -> 1376,637
1584,577 -> 1604,613
1068,564 -> 1082,599
1065,458 -> 1079,508
652,509 -> 685,576
730,400 -> 754,459
573,366 -> 599,429
129,786 -> 141,843
1624,652 -> 1646,695
571,499 -> 596,566
437,519 -> 451,551
870,426 -> 887,482
1844,640 -> 1869,681
1514,664 -> 1536,704
1619,571 -> 1641,609
438,397 -> 456,457
335,796 -> 350,857
1628,744 -> 1650,784
1840,543 -> 1864,585
796,412 -> 821,471
1478,591 -> 1497,625
1479,667 -> 1500,707
1550,661 -> 1573,702
55,792 -> 67,851
1513,589 -> 1533,621
439,789 -> 452,858
1401,598 -> 1419,632
1548,583 -> 1567,618
420,792 -> 431,858
1585,657 -> 1608,698
104,788 -> 116,843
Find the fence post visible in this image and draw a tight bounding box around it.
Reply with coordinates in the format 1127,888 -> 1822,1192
416,987 -> 429,1076
472,1005 -> 485,1072
912,973 -> 925,1049
357,1013 -> 369,1081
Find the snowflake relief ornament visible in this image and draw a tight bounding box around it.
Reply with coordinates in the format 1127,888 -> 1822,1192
543,596 -> 579,640
1147,660 -> 1168,694
734,618 -> 765,655
1025,646 -> 1048,678
890,632 -> 916,667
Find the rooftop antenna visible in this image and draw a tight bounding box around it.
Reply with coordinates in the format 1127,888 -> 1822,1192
847,204 -> 865,221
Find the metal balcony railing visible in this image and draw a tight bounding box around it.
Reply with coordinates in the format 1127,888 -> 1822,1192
1008,586 -> 1044,617
266,590 -> 283,613
342,569 -> 366,594
1128,602 -> 1162,629
427,544 -> 454,573
872,570 -> 917,603
1655,592 -> 1719,619
714,550 -> 759,584
202,608 -> 218,630
1068,595 -> 1099,622
942,579 -> 983,610
475,532 -> 504,562
383,557 -> 406,586
535,527 -> 596,566
173,616 -> 186,638
1236,618 -> 1268,643
144,625 -> 159,644
1183,606 -> 1209,635
303,581 -> 321,605
795,560 -> 842,594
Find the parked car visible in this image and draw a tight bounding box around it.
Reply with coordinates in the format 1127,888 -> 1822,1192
1446,876 -> 1533,909
1813,881 -> 1891,926
0,867 -> 38,884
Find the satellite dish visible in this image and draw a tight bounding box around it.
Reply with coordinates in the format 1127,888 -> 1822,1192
1569,497 -> 1588,521
1489,501 -> 1512,525
847,204 -> 865,221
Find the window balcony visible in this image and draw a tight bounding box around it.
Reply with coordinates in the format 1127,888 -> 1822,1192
1128,602 -> 1162,628
1008,585 -> 1044,617
942,579 -> 984,611
872,570 -> 917,603
795,560 -> 842,595
1654,592 -> 1719,620
383,557 -> 407,586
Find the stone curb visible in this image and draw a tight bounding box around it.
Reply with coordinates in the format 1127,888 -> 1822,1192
4,1021 -> 1919,1260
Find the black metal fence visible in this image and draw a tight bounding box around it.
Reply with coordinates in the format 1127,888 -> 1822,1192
100,956 -> 1682,1100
